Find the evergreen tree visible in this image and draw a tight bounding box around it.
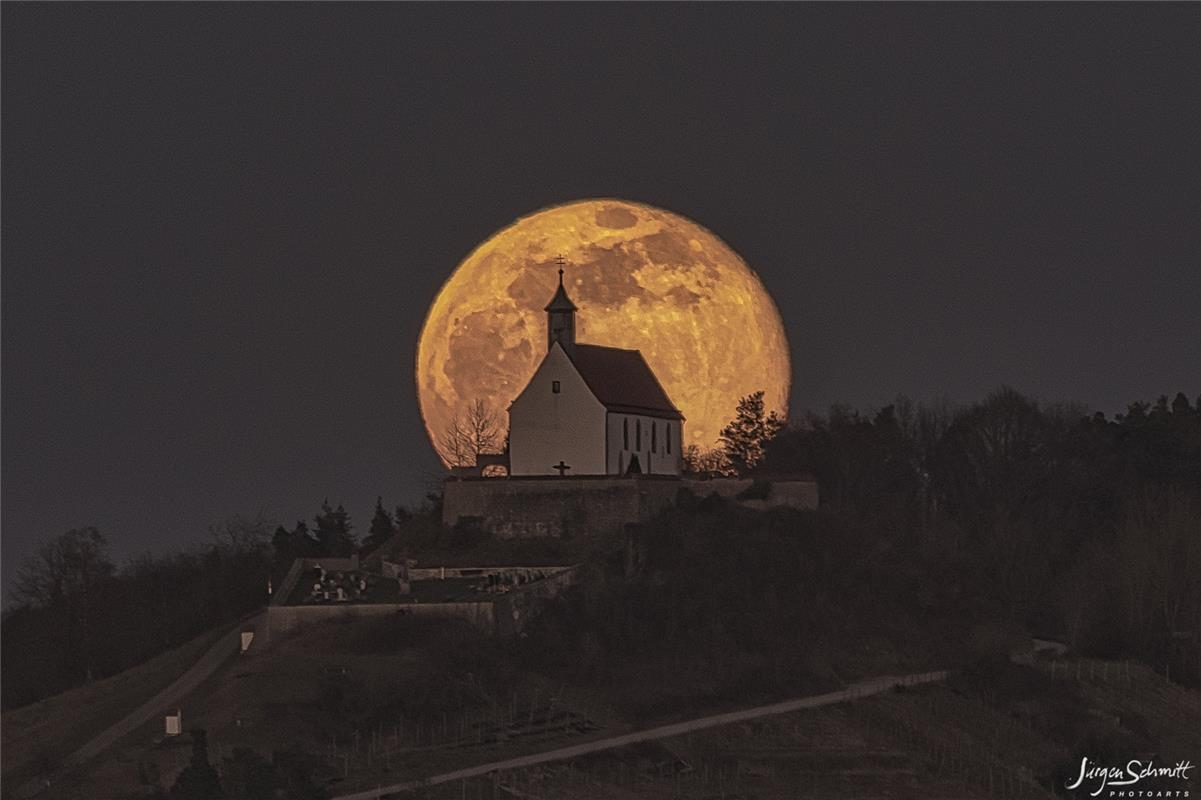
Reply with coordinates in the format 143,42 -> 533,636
719,391 -> 785,476
313,500 -> 355,557
363,497 -> 397,552
271,521 -> 320,574
271,525 -> 293,569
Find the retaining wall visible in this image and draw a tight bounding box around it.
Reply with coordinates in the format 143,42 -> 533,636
443,476 -> 818,537
493,565 -> 579,637
267,566 -> 579,639
265,601 -> 495,636
402,565 -> 571,581
442,476 -> 673,538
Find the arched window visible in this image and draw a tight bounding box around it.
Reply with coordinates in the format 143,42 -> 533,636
666,423 -> 672,454
636,419 -> 642,451
651,421 -> 657,453
623,417 -> 629,449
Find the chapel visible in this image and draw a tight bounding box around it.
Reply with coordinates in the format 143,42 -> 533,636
507,265 -> 684,477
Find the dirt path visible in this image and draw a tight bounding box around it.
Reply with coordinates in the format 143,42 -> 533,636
333,669 -> 950,800
11,612 -> 265,800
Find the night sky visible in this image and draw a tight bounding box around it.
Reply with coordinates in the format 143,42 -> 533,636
3,4 -> 1199,588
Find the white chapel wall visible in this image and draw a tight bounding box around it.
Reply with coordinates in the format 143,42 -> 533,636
509,343 -> 608,475
605,413 -> 683,475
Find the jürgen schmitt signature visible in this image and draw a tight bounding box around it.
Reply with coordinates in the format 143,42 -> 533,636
1066,757 -> 1193,797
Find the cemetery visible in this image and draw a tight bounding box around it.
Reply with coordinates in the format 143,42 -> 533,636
265,555 -> 578,638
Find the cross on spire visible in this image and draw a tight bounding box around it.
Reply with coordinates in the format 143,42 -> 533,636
544,255 -> 577,351
552,460 -> 572,476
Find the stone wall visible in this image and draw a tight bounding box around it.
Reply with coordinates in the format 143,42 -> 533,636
686,478 -> 821,511
442,475 -> 818,537
265,601 -> 495,637
493,565 -> 579,637
442,476 -> 682,538
267,564 -> 579,638
400,565 -> 572,582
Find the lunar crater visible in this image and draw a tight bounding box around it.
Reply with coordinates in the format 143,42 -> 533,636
595,206 -> 639,228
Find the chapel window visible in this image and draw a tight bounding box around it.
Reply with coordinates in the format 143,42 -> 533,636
652,421 -> 657,453
552,380 -> 561,394
636,419 -> 642,451
623,418 -> 629,449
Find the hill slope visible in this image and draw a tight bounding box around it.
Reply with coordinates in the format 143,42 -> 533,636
1,623 -> 230,794
18,611 -> 1200,800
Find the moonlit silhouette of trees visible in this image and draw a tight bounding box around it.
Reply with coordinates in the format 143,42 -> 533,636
438,398 -> 503,468
10,527 -> 114,683
719,390 -> 785,476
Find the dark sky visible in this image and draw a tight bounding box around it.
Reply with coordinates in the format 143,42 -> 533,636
3,4 -> 1199,588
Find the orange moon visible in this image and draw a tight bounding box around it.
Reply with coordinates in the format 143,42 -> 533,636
416,199 -> 790,465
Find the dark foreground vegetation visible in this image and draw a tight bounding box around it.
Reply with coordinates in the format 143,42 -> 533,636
510,387 -> 1201,710
0,498 -> 420,711
756,388 -> 1201,680
1,518 -> 273,710
3,387 -> 1198,721
3,382 -> 1198,800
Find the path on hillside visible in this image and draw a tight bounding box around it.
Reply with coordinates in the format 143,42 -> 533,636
333,669 -> 950,800
12,612 -> 266,800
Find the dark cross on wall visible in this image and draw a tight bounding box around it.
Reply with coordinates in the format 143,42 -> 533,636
552,461 -> 571,476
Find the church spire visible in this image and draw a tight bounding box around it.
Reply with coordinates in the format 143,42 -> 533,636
544,255 -> 576,351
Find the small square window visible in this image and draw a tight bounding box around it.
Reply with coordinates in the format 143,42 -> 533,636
552,380 -> 561,394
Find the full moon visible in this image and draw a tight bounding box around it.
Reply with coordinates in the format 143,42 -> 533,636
416,199 -> 790,465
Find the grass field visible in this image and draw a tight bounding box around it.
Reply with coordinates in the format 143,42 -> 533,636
20,605 -> 1197,800
0,623 -> 230,793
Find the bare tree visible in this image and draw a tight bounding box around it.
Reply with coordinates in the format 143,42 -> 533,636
10,527 -> 115,682
207,512 -> 275,553
438,398 -> 503,468
11,527 -> 113,609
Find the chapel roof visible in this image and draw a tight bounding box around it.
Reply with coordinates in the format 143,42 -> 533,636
544,269 -> 577,312
565,343 -> 684,420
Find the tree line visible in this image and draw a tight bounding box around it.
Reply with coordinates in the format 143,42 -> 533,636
734,387 -> 1200,674
4,387 -> 1197,710
1,497 -> 425,711
522,388 -> 1200,715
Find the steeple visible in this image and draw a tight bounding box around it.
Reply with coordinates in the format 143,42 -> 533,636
544,255 -> 577,351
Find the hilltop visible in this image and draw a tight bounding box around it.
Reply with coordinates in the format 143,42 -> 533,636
7,493 -> 1200,798
5,388 -> 1199,798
